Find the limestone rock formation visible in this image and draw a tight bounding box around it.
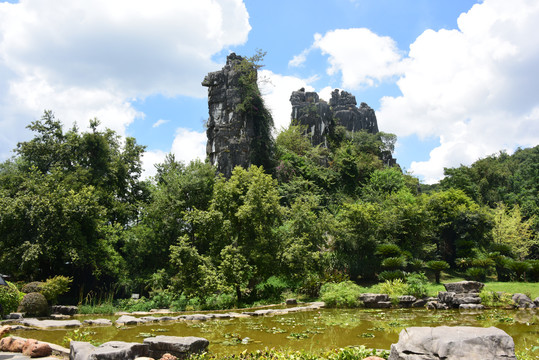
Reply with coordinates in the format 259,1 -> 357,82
290,88 -> 379,148
202,53 -> 273,177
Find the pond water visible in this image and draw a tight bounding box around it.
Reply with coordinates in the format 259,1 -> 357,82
12,308 -> 539,355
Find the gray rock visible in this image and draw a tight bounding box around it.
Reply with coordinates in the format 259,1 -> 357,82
70,341 -> 149,360
411,299 -> 428,308
7,313 -> 24,319
443,281 -> 484,294
115,315 -> 146,325
459,304 -> 485,310
512,293 -> 535,308
437,291 -> 455,304
83,319 -> 112,326
389,326 -> 516,360
51,305 -> 78,315
285,299 -> 298,305
143,336 -> 209,359
534,297 -> 539,307
202,53 -> 273,177
20,318 -> 81,329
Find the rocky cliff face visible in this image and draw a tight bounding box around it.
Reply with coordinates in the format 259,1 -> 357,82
290,88 -> 379,147
202,53 -> 273,177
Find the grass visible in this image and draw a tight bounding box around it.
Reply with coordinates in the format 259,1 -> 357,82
483,282 -> 538,299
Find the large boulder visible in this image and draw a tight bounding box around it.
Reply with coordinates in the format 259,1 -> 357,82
51,305 -> 78,315
359,293 -> 390,308
22,339 -> 53,358
21,318 -> 81,329
143,336 -> 209,359
389,326 -> 516,360
512,293 -> 535,309
70,341 -> 149,360
443,281 -> 484,294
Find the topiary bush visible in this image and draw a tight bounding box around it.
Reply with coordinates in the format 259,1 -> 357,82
0,281 -> 24,316
18,292 -> 49,317
21,281 -> 44,294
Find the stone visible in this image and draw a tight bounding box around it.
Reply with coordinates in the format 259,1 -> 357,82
70,341 -> 149,360
7,312 -> 24,319
22,340 -> 53,358
360,294 -> 392,308
160,354 -> 177,360
0,325 -> 11,337
83,319 -> 113,326
443,281 -> 484,294
534,297 -> 539,307
285,298 -> 298,305
459,304 -> 485,310
202,53 -> 273,177
51,305 -> 78,315
143,336 -> 209,359
397,295 -> 416,308
20,318 -> 81,329
411,299 -> 428,308
116,315 -> 147,325
4,337 -> 26,352
512,293 -> 535,308
363,357 -> 385,360
388,326 -> 516,360
50,314 -> 71,320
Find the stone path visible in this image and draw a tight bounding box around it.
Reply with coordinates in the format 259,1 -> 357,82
0,352 -> 61,360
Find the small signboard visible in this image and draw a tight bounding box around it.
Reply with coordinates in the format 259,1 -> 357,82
131,293 -> 140,299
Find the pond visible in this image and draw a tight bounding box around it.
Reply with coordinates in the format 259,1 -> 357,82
11,308 -> 539,356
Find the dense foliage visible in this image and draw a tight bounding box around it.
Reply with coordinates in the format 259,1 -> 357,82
0,107 -> 537,307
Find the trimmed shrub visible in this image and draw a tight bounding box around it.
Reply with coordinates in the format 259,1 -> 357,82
320,281 -> 363,308
375,243 -> 401,258
465,267 -> 489,282
381,257 -> 407,271
0,281 -> 24,316
407,258 -> 425,273
18,292 -> 49,317
378,270 -> 405,282
426,260 -> 450,283
21,282 -> 44,294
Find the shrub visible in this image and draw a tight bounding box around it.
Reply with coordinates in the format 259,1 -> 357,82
319,281 -> 363,308
255,276 -> 290,301
375,243 -> 401,258
41,276 -> 72,304
480,290 -> 513,308
405,272 -> 429,298
425,260 -> 450,283
407,258 -> 425,272
377,270 -> 405,282
508,260 -> 531,281
21,281 -> 44,294
381,257 -> 407,270
465,267 -> 488,282
18,292 -> 49,317
203,293 -> 236,310
526,260 -> 539,282
0,281 -> 24,316
376,279 -> 409,304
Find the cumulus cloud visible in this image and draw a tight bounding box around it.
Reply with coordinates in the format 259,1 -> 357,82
0,0 -> 250,159
378,0 -> 539,183
142,127 -> 207,179
312,28 -> 404,89
258,70 -> 315,132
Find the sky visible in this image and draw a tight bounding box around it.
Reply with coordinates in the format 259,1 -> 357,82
0,0 -> 538,183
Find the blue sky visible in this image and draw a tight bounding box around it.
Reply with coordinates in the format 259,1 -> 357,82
1,0 -> 538,183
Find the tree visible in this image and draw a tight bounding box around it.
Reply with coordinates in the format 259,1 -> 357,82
491,203 -> 537,260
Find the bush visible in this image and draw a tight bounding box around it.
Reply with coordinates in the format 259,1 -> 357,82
376,279 -> 409,304
465,267 -> 489,282
0,281 -> 24,316
377,270 -> 405,282
508,260 -> 531,281
426,260 -> 450,283
203,293 -> 236,310
375,243 -> 401,258
255,276 -> 290,301
115,297 -> 155,312
405,272 -> 429,298
18,292 -> 49,317
480,290 -> 513,308
526,260 -> 539,282
407,259 -> 425,272
21,281 -> 44,294
320,281 -> 363,308
381,257 -> 406,270
41,276 -> 72,304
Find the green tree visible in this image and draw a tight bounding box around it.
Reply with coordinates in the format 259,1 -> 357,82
491,203 -> 537,260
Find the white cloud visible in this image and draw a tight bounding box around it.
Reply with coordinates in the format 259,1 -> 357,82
0,0 -> 250,160
170,128 -> 207,164
312,28 -> 404,89
288,48 -> 311,68
258,70 -> 315,132
141,127 -> 207,179
152,119 -> 169,128
377,0 -> 539,183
